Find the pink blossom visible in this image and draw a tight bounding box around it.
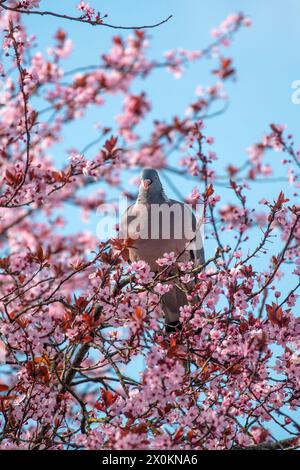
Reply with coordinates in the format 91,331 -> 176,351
153,283 -> 172,294
156,251 -> 177,267
186,187 -> 200,204
77,1 -> 95,18
128,260 -> 154,284
14,0 -> 40,9
0,341 -> 6,363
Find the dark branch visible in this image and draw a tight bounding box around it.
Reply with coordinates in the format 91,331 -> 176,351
0,3 -> 173,30
239,436 -> 300,451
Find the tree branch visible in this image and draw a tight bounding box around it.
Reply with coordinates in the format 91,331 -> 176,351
0,3 -> 172,30
240,436 -> 300,451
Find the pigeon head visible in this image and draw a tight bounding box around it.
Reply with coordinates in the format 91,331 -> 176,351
140,168 -> 161,190
138,168 -> 167,202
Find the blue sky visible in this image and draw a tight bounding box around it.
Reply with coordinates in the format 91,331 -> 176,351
22,0 -> 300,442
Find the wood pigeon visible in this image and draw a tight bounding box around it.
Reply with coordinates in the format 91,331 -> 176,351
120,168 -> 205,332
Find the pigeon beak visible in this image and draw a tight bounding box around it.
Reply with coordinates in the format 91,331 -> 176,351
143,179 -> 152,190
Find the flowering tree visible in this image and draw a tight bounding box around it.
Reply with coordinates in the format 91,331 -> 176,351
0,1 -> 299,451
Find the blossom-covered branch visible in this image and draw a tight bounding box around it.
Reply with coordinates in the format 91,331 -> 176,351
0,4 -> 299,451
0,1 -> 172,30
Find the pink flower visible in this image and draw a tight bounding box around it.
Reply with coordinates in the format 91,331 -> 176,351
128,260 -> 154,284
180,274 -> 192,284
178,261 -> 194,271
208,193 -> 221,206
154,283 -> 172,294
186,187 -> 200,204
156,251 -> 177,267
287,292 -> 297,307
0,341 -> 6,363
243,17 -> 252,27
77,1 -> 95,17
15,0 -> 40,9
48,39 -> 73,60
210,28 -> 221,38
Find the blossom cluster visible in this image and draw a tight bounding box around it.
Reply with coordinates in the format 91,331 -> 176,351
0,4 -> 299,452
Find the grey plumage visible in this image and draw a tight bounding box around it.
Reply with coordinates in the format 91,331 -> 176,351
120,168 -> 204,331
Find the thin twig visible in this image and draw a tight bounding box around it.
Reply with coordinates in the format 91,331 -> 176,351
0,3 -> 172,30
